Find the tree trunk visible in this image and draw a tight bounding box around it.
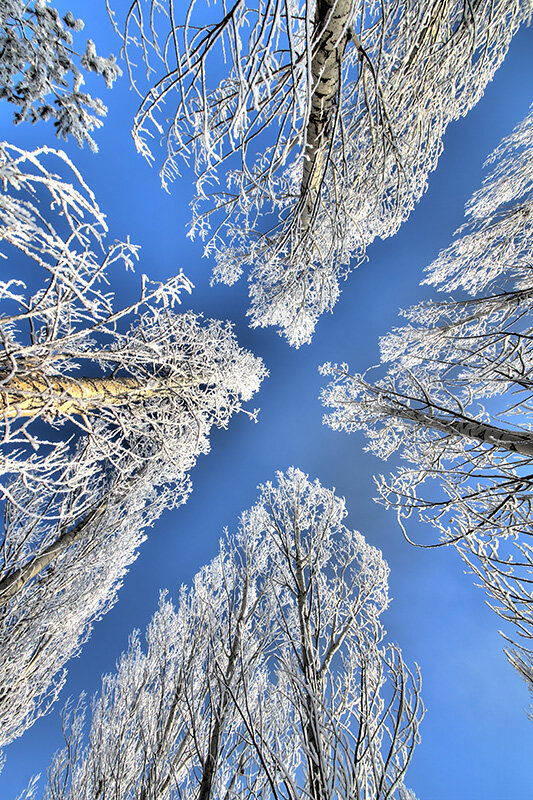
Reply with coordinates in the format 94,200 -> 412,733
397,403 -> 533,458
196,577 -> 251,800
0,499 -> 107,609
292,525 -> 329,800
403,0 -> 448,73
422,285 -> 533,335
0,367 -> 199,606
0,373 -> 156,418
438,417 -> 533,458
299,0 -> 353,233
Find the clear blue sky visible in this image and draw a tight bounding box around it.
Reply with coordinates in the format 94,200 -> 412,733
1,4 -> 532,799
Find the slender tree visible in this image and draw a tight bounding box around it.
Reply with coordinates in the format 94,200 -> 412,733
110,0 -> 530,345
0,437 -> 187,751
238,468 -> 423,800
321,110 -> 533,685
0,143 -> 266,749
39,468 -> 422,800
41,527 -> 287,800
0,1 -> 121,149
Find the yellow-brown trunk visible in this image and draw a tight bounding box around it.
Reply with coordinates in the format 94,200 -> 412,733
0,373 -> 156,418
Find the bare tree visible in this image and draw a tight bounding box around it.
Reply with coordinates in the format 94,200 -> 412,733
0,142 -> 266,749
239,468 -> 423,800
0,1 -> 121,150
40,468 -> 422,800
110,0 -> 529,345
0,441 -> 185,751
40,502 -> 295,800
321,110 -> 533,687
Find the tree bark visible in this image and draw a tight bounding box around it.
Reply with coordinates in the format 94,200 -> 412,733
0,371 -> 201,419
436,416 -> 533,459
299,0 -> 353,233
0,366 -> 201,606
395,403 -> 533,458
0,499 -> 107,609
0,373 -> 155,418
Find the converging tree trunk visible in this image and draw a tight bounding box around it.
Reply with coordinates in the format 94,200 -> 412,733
0,372 -> 197,418
379,395 -> 533,459
299,0 -> 353,233
197,578 -> 251,800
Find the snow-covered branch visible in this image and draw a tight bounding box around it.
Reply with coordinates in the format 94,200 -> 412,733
0,1 -> 121,150
113,0 -> 529,344
0,142 -> 266,749
39,468 -> 422,800
322,110 -> 533,686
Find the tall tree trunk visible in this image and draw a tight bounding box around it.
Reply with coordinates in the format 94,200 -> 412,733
403,0 -> 448,73
292,525 -> 329,800
0,373 -> 156,418
0,371 -> 201,419
396,403 -> 533,458
436,416 -> 533,458
0,499 -> 107,609
196,578 -> 251,800
0,367 -> 199,606
299,0 -> 353,234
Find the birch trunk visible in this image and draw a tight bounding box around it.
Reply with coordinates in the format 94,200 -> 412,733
0,367 -> 202,606
396,404 -> 533,458
299,0 -> 353,233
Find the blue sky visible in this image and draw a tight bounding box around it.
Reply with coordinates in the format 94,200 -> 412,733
1,4 -> 532,798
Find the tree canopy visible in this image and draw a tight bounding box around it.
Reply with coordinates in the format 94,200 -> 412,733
0,142 -> 266,749
115,0 -> 529,344
0,1 -> 531,795
322,109 -> 533,680
38,469 -> 422,800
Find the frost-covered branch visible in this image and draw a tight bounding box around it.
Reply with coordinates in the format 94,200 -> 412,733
0,1 -> 121,150
322,110 -> 533,690
40,468 -> 422,800
0,143 -> 267,750
112,0 -> 530,344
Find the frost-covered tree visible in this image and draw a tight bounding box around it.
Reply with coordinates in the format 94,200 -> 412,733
40,469 -> 422,800
0,143 -> 266,749
321,110 -> 533,683
111,0 -> 530,345
0,440 -> 186,752
240,468 -> 423,800
0,142 -> 265,505
0,1 -> 121,150
42,528 -> 286,800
